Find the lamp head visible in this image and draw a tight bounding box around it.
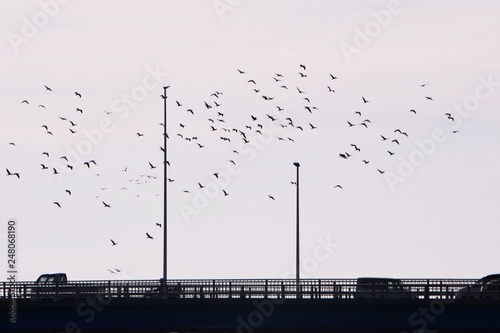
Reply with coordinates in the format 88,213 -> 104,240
293,162 -> 300,167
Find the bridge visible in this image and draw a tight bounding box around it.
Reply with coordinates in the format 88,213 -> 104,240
1,278 -> 500,332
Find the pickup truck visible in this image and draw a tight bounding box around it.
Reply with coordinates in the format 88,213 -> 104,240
32,273 -> 108,300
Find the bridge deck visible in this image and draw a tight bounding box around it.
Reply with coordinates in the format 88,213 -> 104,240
0,278 -> 481,300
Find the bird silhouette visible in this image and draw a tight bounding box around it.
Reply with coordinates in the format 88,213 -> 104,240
65,189 -> 72,195
156,223 -> 162,227
6,169 -> 20,178
110,239 -> 117,246
53,202 -> 61,208
75,92 -> 82,98
223,190 -> 229,196
425,96 -> 433,100
146,233 -> 154,240
237,69 -> 245,74
102,201 -> 111,208
377,169 -> 385,174
299,64 -> 306,70
362,96 -> 369,103
44,85 -> 52,91
268,195 -> 276,200
327,86 -> 335,93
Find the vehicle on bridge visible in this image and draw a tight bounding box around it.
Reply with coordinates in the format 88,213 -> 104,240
31,273 -> 108,300
354,277 -> 414,299
455,274 -> 500,299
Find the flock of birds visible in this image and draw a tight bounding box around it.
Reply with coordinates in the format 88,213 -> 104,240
4,64 -> 460,277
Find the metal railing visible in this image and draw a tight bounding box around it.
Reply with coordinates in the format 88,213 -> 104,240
0,278 -> 490,301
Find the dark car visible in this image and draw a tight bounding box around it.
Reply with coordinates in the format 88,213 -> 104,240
355,277 -> 414,299
456,274 -> 500,299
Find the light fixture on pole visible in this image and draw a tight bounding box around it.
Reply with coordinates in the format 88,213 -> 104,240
162,86 -> 168,281
293,162 -> 300,294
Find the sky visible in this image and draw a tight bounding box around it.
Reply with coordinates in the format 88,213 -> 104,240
1,0 -> 500,282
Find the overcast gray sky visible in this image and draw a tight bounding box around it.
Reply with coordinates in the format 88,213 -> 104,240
1,0 -> 500,281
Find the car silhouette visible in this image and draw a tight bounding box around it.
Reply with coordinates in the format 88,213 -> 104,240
456,274 -> 500,299
355,277 -> 414,299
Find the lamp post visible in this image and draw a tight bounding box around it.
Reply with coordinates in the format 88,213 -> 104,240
293,162 -> 300,294
162,86 -> 168,281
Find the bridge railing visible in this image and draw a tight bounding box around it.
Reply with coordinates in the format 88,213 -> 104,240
0,278 -> 480,301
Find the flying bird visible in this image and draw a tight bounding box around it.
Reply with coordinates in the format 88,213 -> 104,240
362,96 -> 369,103
334,185 -> 343,189
268,195 -> 276,201
75,92 -> 82,98
53,202 -> 61,208
146,233 -> 154,240
110,239 -> 117,246
6,169 -> 20,178
102,201 -> 111,208
44,85 -> 52,91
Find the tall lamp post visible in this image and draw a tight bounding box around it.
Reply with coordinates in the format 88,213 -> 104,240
162,86 -> 168,281
293,162 -> 300,294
